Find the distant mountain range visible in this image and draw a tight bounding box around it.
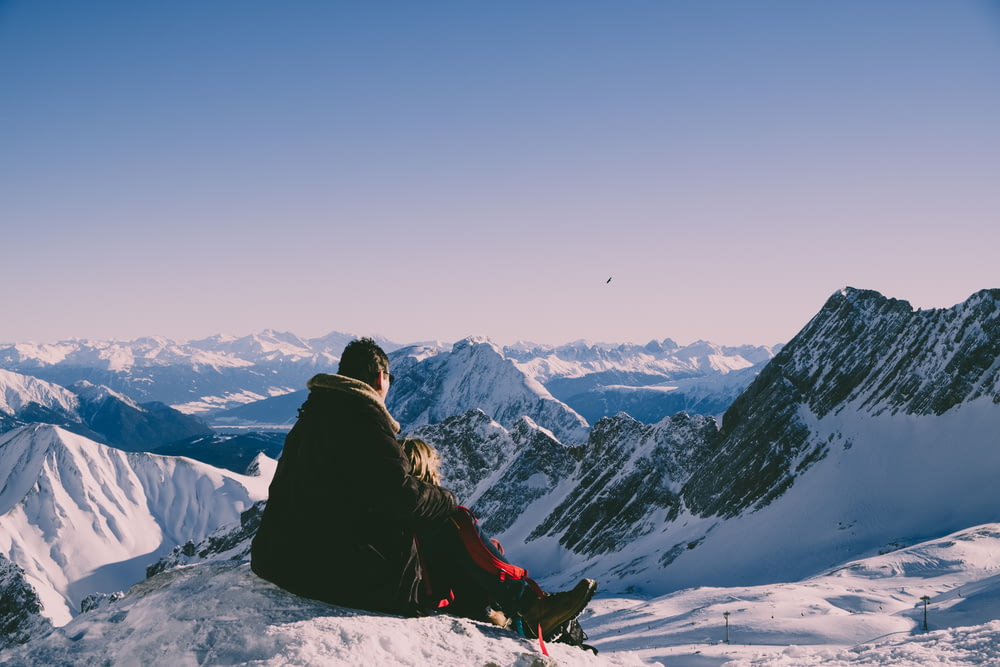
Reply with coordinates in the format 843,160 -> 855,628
0,369 -> 210,451
0,331 -> 780,440
207,336 -> 778,447
2,286 -> 998,658
0,331 -> 391,413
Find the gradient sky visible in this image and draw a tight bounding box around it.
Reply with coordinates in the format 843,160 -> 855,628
3,1 -> 999,347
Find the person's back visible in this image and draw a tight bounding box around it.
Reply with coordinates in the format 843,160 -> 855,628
251,339 -> 455,614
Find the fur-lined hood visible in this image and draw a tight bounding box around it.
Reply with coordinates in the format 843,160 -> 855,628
306,373 -> 400,433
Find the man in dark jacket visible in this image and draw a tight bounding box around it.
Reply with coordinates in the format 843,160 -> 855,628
251,337 -> 456,615
251,337 -> 596,638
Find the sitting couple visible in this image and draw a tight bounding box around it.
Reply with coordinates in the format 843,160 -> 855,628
250,337 -> 596,646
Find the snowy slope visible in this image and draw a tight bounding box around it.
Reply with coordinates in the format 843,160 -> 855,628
529,396 -> 1000,596
1,560 -> 649,667
404,397 -> 1000,605
0,425 -> 270,625
589,522 -> 1000,666
0,368 -> 80,423
7,523 -> 1000,665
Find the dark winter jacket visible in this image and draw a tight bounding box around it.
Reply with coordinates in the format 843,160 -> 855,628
250,373 -> 456,615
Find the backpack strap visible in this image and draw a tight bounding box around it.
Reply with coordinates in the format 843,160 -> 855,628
449,507 -> 539,591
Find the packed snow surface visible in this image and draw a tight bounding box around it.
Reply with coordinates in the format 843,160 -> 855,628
6,522 -> 1000,666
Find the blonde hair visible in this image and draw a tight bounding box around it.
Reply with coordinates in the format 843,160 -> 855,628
401,437 -> 441,486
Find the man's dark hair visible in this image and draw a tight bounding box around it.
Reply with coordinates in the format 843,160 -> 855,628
338,337 -> 390,387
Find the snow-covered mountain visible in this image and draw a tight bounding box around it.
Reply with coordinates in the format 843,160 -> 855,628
0,368 -> 80,432
406,408 -> 722,582
3,286 -> 998,665
0,331 -> 400,414
0,424 -> 272,626
389,337 -> 591,443
215,335 -> 774,446
1,331 -> 777,431
397,288 -> 1000,598
511,338 -> 778,423
0,369 -> 210,451
408,409 -> 583,536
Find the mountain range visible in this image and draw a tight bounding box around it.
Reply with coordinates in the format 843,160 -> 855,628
0,369 -> 210,451
0,331 -> 779,438
1,286 -> 998,665
400,288 -> 1000,595
0,331 -> 389,414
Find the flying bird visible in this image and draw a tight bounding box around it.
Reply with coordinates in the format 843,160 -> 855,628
606,277 -> 612,284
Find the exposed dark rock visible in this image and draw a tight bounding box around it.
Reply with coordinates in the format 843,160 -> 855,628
530,412 -> 720,553
146,501 -> 267,578
0,554 -> 52,649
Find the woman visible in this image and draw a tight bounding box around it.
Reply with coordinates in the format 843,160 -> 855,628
400,437 -> 597,647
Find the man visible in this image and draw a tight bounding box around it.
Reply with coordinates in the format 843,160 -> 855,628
251,337 -> 451,614
251,337 -> 595,638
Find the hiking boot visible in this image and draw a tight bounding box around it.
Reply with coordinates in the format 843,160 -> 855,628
520,578 -> 597,640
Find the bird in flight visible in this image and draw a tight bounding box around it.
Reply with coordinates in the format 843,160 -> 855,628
606,277 -> 612,284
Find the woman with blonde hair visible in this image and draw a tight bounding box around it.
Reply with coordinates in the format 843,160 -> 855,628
399,437 -> 597,652
401,437 -> 441,486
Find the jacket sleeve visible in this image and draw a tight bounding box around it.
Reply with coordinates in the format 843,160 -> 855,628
354,404 -> 457,527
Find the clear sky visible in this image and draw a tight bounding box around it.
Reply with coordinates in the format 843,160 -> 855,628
2,1 -> 999,347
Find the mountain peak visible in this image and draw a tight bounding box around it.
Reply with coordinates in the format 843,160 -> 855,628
68,380 -> 141,409
0,425 -> 269,625
451,335 -> 499,353
0,369 -> 80,418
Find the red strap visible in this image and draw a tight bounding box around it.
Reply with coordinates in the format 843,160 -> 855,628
537,623 -> 550,656
450,507 -> 529,580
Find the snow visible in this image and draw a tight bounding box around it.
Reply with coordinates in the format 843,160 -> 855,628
393,338 -> 591,444
584,522 -> 1000,666
602,384 -> 680,393
4,403 -> 1000,665
0,425 -> 269,626
507,340 -> 775,384
505,396 -> 1000,599
3,561 -> 648,666
0,369 -> 79,416
10,342 -> 78,366
173,389 -> 276,415
7,523 -> 1000,666
2,306 -> 998,664
68,380 -> 142,409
